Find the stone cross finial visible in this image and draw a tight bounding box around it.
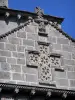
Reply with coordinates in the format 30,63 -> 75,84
35,7 -> 44,18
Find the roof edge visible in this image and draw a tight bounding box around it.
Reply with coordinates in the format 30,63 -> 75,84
0,7 -> 64,24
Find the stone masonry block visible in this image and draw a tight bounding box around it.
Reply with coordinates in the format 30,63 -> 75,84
0,50 -> 11,57
25,25 -> 36,33
62,45 -> 72,52
0,43 -> 4,50
17,32 -> 26,38
57,38 -> 69,45
8,36 -> 21,45
55,71 -> 67,78
53,44 -> 61,50
68,72 -> 75,79
23,39 -> 34,47
56,78 -> 68,86
12,73 -> 25,81
17,45 -> 25,52
0,37 -> 8,43
26,46 -> 34,51
48,36 -> 57,43
22,66 -> 38,75
72,53 -> 75,59
12,52 -> 25,58
26,74 -> 38,82
0,71 -> 11,80
11,65 -> 21,72
0,57 -> 6,62
65,65 -> 75,71
70,80 -> 75,87
5,43 -> 16,51
17,58 -> 25,65
0,62 -> 10,71
70,41 -> 75,47
64,59 -> 75,66
27,33 -> 38,41
49,28 -> 60,37
7,58 -> 16,64
61,51 -> 71,60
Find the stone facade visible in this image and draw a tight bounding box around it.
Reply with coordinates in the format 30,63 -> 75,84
0,6 -> 75,91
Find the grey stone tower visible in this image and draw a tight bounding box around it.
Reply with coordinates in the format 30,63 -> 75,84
0,0 -> 8,8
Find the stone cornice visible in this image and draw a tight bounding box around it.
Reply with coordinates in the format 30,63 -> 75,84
0,83 -> 75,96
0,7 -> 64,24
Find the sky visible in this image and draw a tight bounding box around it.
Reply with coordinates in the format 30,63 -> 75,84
9,0 -> 75,38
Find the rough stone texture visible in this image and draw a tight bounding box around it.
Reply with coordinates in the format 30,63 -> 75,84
0,50 -> 11,57
0,43 -> 4,50
0,57 -> 6,62
26,74 -> 38,82
17,58 -> 25,65
12,52 -> 25,58
0,16 -> 75,90
11,65 -> 21,72
52,44 -> 61,50
5,43 -> 16,51
70,80 -> 75,87
55,71 -> 67,79
56,78 -> 68,86
17,32 -> 26,38
12,73 -> 25,81
0,71 -> 10,80
27,33 -> 38,40
57,38 -> 69,45
62,45 -> 72,52
48,36 -> 57,43
0,62 -> 10,71
8,36 -> 21,45
7,58 -> 16,64
17,45 -> 25,52
23,39 -> 34,46
68,72 -> 75,79
22,66 -> 38,74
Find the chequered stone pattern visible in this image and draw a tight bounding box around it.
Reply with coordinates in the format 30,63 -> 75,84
0,21 -> 75,90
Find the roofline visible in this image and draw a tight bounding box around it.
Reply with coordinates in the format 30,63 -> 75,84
0,7 -> 64,24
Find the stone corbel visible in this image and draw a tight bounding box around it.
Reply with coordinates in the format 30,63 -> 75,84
30,89 -> 36,96
5,12 -> 10,24
14,88 -> 19,94
5,12 -> 10,18
17,14 -> 21,20
46,91 -> 52,97
62,93 -> 67,98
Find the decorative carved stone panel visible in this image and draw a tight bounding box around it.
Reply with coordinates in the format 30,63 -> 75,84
26,51 -> 39,67
38,43 -> 53,84
50,56 -> 61,68
49,54 -> 64,72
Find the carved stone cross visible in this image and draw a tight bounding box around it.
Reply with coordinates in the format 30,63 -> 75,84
35,7 -> 44,18
26,41 -> 63,86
